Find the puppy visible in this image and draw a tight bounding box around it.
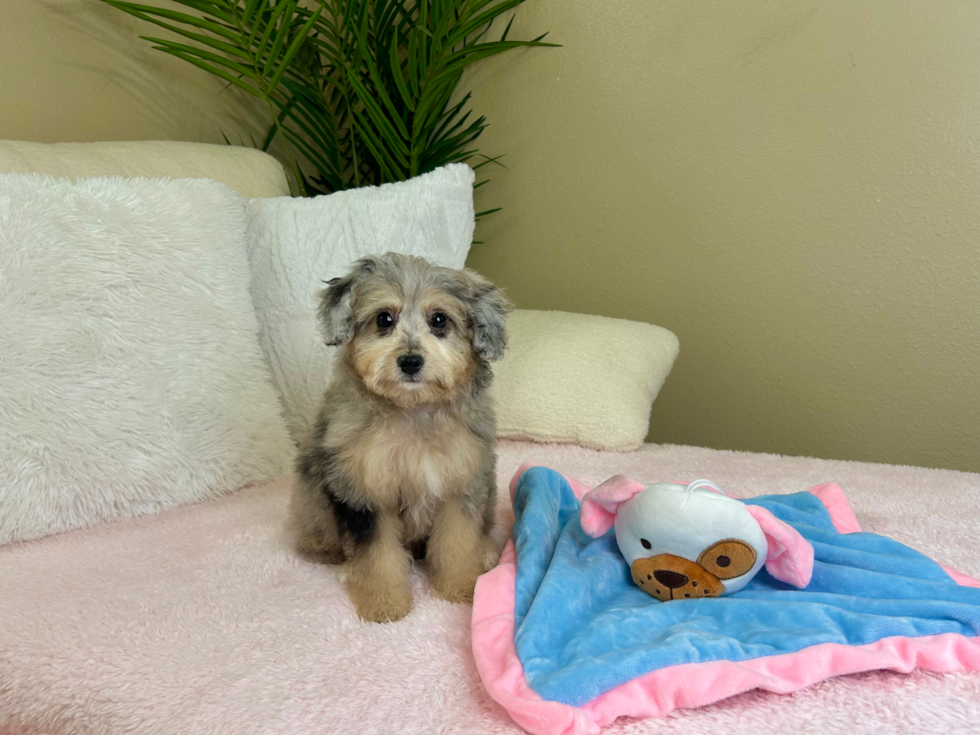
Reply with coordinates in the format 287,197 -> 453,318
289,252 -> 512,623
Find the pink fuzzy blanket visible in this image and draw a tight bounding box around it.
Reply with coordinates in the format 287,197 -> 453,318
2,440 -> 979,734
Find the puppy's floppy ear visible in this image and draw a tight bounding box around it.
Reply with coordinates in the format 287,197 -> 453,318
317,256 -> 377,346
457,269 -> 513,362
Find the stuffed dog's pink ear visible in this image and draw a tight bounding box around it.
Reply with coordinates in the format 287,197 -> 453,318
745,505 -> 814,588
580,475 -> 646,538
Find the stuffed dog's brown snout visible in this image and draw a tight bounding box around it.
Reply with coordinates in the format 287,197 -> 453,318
631,555 -> 725,601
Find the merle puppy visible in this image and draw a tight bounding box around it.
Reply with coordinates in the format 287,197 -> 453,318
288,252 -> 511,622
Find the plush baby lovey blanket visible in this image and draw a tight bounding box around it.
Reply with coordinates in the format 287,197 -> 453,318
472,465 -> 980,735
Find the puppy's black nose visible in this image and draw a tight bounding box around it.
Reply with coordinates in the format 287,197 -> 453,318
397,353 -> 424,376
653,570 -> 689,589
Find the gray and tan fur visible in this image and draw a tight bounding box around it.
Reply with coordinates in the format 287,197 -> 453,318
289,252 -> 512,623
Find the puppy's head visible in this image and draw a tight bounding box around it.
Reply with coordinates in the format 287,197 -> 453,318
318,253 -> 512,407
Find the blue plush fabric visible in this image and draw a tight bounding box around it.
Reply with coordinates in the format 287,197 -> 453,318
512,467 -> 980,707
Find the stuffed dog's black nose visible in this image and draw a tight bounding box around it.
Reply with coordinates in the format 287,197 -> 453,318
397,353 -> 424,376
653,570 -> 689,589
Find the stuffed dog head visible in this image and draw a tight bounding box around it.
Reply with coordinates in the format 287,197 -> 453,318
580,477 -> 814,601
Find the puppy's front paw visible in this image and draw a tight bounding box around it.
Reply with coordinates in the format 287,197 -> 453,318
347,581 -> 413,623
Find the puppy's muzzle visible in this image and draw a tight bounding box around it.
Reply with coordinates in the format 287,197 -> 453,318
397,352 -> 424,376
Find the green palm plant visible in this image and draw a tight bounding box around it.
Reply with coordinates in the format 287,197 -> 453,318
102,0 -> 556,205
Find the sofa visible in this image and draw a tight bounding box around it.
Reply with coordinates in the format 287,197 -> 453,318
1,141 -> 978,735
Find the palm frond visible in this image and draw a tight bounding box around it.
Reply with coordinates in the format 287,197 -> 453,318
101,0 -> 558,210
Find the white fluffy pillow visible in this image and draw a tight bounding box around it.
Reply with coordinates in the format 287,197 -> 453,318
0,174 -> 293,545
493,310 -> 680,451
245,164 -> 475,443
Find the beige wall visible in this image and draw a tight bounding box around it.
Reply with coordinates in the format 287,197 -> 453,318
3,1 -> 978,471
0,1 -> 266,146
465,0 -> 980,472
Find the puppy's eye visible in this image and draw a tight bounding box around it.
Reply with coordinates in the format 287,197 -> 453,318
376,312 -> 394,329
640,538 -> 652,550
429,312 -> 448,329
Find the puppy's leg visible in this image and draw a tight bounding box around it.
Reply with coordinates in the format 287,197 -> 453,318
287,477 -> 345,564
343,509 -> 413,623
297,524 -> 345,564
479,535 -> 504,572
479,465 -> 503,572
428,497 -> 484,604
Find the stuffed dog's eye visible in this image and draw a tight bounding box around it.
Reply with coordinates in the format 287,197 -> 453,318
377,311 -> 394,329
429,312 -> 448,329
640,538 -> 652,550
697,539 -> 757,580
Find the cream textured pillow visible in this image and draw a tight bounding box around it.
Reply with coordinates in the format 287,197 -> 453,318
492,310 -> 679,451
0,174 -> 293,545
245,164 -> 475,443
0,139 -> 290,198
